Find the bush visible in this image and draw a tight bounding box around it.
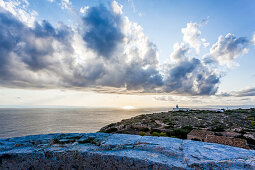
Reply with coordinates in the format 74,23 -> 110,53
140,127 -> 150,132
159,132 -> 167,137
165,125 -> 173,129
152,132 -> 160,137
211,126 -> 225,132
166,126 -> 193,139
167,121 -> 176,126
105,127 -> 118,133
163,118 -> 169,123
150,129 -> 161,134
139,131 -> 146,136
237,135 -> 255,145
251,121 -> 255,127
182,126 -> 193,131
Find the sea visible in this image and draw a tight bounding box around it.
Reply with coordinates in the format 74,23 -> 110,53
1,105 -> 254,139
0,108 -> 168,139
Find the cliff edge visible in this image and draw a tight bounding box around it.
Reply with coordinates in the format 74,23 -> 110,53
0,133 -> 255,169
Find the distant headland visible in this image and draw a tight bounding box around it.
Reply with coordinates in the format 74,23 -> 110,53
100,108 -> 255,149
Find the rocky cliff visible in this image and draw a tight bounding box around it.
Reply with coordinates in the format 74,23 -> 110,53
0,133 -> 255,169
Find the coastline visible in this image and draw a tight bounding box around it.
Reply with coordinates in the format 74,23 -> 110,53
100,108 -> 255,149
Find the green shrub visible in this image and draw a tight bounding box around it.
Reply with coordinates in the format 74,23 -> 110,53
236,135 -> 255,145
211,126 -> 225,132
150,129 -> 161,134
167,121 -> 176,126
166,126 -> 193,139
159,132 -> 167,137
105,127 -> 118,133
165,125 -> 173,129
152,132 -> 160,137
163,118 -> 169,123
251,121 -> 255,127
248,117 -> 254,120
140,127 -> 150,132
139,131 -> 146,136
182,126 -> 193,131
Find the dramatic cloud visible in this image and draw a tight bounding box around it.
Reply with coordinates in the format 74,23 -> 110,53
204,33 -> 249,67
0,8 -> 74,88
81,4 -> 124,59
164,43 -> 220,95
0,1 -> 251,96
0,2 -> 163,93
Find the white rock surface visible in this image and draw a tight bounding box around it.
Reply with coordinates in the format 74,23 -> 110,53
0,133 -> 254,169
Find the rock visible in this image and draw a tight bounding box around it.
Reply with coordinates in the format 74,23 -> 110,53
0,133 -> 254,169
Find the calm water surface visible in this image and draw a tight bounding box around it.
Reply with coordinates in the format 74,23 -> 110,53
0,108 -> 168,138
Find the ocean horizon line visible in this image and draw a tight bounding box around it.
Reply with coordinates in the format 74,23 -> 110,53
0,105 -> 254,110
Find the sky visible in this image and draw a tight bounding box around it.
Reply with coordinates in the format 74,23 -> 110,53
0,0 -> 255,108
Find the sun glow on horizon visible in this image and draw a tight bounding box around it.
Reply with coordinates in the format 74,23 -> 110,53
122,106 -> 135,110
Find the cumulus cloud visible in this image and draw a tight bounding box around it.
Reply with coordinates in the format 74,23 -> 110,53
0,2 -> 163,93
81,4 -> 124,59
0,8 -> 74,88
204,33 -> 249,67
0,1 -> 251,96
181,21 -> 210,54
111,0 -> 123,15
165,43 -> 220,95
0,0 -> 37,27
181,22 -> 202,54
170,43 -> 189,63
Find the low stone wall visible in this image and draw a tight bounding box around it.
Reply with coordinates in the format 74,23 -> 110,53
206,135 -> 249,149
0,133 -> 255,169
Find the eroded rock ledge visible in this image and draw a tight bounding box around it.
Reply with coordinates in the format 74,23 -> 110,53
0,133 -> 255,169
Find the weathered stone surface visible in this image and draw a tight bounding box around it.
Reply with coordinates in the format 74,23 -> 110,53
0,133 -> 254,169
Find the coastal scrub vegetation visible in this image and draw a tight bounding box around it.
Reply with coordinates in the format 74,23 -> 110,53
99,108 -> 255,149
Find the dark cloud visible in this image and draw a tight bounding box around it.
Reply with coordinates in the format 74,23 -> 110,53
0,3 -> 248,96
163,44 -> 220,95
0,7 -> 74,86
164,58 -> 219,95
82,5 -> 124,59
218,87 -> 255,97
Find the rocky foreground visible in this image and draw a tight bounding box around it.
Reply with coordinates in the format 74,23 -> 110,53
0,133 -> 255,169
